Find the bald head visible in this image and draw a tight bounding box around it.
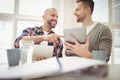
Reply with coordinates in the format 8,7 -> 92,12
42,8 -> 58,30
43,8 -> 57,16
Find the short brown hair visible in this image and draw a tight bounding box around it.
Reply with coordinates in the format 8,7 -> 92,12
76,0 -> 94,14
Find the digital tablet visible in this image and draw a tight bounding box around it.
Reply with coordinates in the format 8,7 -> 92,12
33,45 -> 54,60
64,27 -> 87,44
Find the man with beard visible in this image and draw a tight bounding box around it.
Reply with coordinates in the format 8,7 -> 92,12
14,8 -> 63,60
65,0 -> 112,62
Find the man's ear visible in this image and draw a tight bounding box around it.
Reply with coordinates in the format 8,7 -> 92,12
42,15 -> 45,19
85,5 -> 91,14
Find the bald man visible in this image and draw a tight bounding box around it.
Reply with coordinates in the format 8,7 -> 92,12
14,8 -> 63,60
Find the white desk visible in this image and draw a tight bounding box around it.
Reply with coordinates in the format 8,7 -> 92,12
0,57 -> 120,80
0,63 -> 8,73
33,64 -> 120,80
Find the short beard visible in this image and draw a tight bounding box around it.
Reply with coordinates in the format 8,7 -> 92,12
77,17 -> 84,22
47,20 -> 56,28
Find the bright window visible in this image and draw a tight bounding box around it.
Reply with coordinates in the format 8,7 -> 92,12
0,21 -> 13,63
0,0 -> 14,14
17,21 -> 42,37
19,0 -> 53,16
0,0 -> 53,63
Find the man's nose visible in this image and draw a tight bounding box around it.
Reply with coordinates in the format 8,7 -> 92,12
73,11 -> 76,15
54,16 -> 58,20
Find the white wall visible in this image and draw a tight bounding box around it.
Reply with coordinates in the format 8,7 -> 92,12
62,0 -> 81,29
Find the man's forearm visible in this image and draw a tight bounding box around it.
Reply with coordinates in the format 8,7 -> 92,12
81,52 -> 93,58
21,36 -> 47,44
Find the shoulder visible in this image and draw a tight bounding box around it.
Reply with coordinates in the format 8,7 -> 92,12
95,23 -> 111,32
95,23 -> 112,37
96,23 -> 110,29
22,26 -> 42,32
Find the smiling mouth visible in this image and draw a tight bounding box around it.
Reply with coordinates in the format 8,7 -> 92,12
51,20 -> 57,25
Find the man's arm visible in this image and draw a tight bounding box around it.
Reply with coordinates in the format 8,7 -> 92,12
65,36 -> 93,58
21,36 -> 47,44
14,33 -> 62,48
98,27 -> 112,61
14,36 -> 46,48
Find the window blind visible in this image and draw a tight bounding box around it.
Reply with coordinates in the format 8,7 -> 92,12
113,0 -> 120,24
114,29 -> 120,47
93,0 -> 109,22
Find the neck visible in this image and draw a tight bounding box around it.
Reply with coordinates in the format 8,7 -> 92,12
82,16 -> 94,27
42,24 -> 51,32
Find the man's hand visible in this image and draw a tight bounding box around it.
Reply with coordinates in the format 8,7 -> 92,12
36,56 -> 46,61
65,35 -> 92,58
44,34 -> 64,46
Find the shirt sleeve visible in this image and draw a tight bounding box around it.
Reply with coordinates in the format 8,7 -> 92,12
53,38 -> 63,57
14,28 -> 30,48
98,27 -> 112,61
